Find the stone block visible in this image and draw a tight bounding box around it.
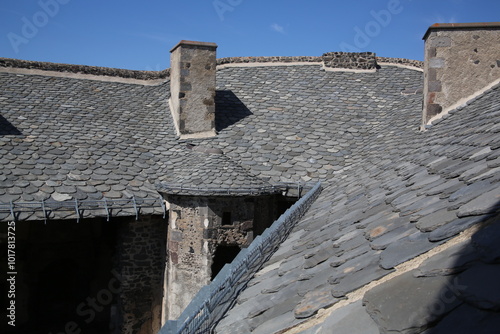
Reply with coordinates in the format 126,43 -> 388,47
203,228 -> 217,239
427,103 -> 443,119
427,68 -> 437,81
429,58 -> 445,68
170,230 -> 183,242
428,80 -> 442,92
429,36 -> 452,47
427,46 -> 437,58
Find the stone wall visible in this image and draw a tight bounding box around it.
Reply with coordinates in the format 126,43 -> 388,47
217,54 -> 422,71
422,23 -> 500,126
163,195 -> 276,320
217,56 -> 322,65
2,216 -> 167,334
0,57 -> 169,79
1,50 -> 424,80
322,52 -> 377,70
376,57 -> 423,69
116,215 -> 167,334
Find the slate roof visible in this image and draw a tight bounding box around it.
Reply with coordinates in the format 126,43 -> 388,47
156,145 -> 279,196
208,64 -> 423,184
0,70 -> 175,220
214,82 -> 500,333
1,54 -> 499,333
0,61 -> 422,221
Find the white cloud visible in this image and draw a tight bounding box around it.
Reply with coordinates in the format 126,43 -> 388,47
271,23 -> 285,34
426,14 -> 458,25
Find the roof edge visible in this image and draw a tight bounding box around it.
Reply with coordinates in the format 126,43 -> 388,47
0,53 -> 424,81
170,40 -> 218,53
423,22 -> 500,40
0,57 -> 170,81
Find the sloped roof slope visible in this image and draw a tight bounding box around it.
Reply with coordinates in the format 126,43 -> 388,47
0,62 -> 422,221
0,71 -> 175,220
215,82 -> 500,333
206,64 -> 423,184
156,146 -> 278,196
1,54 -> 499,333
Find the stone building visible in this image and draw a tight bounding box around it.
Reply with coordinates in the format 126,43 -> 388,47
0,22 -> 499,334
156,145 -> 282,320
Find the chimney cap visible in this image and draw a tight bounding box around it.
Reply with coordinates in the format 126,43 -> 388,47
170,40 -> 218,53
423,22 -> 500,40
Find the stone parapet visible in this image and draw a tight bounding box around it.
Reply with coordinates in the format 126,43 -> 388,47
322,52 -> 377,70
0,57 -> 170,80
217,56 -> 322,65
377,57 -> 424,69
1,53 -> 425,81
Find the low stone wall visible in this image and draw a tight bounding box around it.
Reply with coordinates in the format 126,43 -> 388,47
218,54 -> 423,71
0,52 -> 423,81
217,56 -> 322,65
377,57 -> 424,69
323,52 -> 376,70
0,57 -> 170,80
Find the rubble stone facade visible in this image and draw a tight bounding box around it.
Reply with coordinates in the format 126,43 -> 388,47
163,194 -> 276,320
423,23 -> 500,126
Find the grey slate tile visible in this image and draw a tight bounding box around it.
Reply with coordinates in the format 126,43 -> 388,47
379,231 -> 442,269
297,301 -> 379,334
294,285 -> 343,319
370,224 -> 415,251
421,303 -> 500,334
471,220 -> 500,263
457,186 -> 500,217
455,263 -> 500,311
429,215 -> 493,242
416,209 -> 459,232
4,60 -> 500,334
413,239 -> 478,278
363,271 -> 462,334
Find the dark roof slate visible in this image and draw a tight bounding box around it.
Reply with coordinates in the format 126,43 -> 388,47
2,58 -> 499,333
0,71 -> 176,220
0,63 -> 422,220
208,64 -> 423,184
156,147 -> 278,196
215,81 -> 500,333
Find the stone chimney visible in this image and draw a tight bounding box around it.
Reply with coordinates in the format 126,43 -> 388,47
422,22 -> 500,129
169,40 -> 218,138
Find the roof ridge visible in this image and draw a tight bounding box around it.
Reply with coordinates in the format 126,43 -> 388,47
0,53 -> 424,80
0,57 -> 170,80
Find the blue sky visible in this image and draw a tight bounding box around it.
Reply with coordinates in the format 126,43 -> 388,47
0,0 -> 499,70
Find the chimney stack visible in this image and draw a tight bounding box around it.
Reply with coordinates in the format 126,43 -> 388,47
422,22 -> 500,129
169,40 -> 218,138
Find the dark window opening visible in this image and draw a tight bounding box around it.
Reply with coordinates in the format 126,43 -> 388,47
211,245 -> 241,280
222,212 -> 232,226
